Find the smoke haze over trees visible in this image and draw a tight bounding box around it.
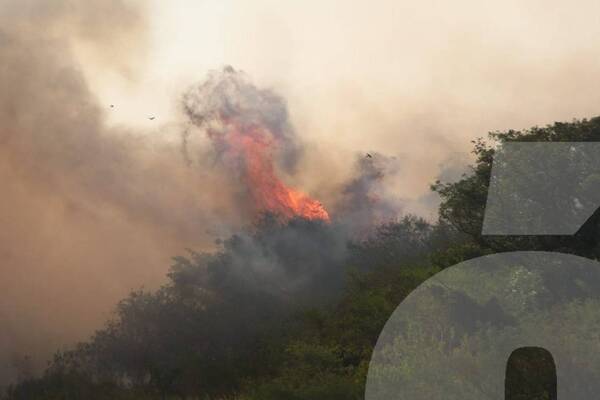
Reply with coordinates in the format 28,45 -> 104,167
5,0 -> 600,399
0,0 -> 410,386
9,112 -> 600,398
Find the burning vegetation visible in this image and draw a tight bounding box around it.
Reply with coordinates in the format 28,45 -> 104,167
183,67 -> 330,222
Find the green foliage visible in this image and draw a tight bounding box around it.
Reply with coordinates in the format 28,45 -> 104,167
433,117 -> 600,258
7,117 -> 600,399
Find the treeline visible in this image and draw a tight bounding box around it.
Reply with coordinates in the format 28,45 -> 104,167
6,117 -> 600,399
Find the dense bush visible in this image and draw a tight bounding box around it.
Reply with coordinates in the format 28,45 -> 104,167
8,117 -> 600,399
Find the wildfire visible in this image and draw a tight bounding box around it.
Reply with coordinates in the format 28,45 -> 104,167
184,66 -> 330,222
216,121 -> 330,222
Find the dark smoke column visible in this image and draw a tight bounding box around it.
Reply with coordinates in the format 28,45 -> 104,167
182,66 -> 329,222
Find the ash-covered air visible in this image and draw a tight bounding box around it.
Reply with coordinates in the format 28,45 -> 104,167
0,5 -> 406,383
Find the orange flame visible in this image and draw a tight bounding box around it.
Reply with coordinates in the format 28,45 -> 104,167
219,122 -> 330,222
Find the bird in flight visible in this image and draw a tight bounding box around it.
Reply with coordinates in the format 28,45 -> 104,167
110,104 -> 114,108
366,153 -> 373,158
148,116 -> 156,121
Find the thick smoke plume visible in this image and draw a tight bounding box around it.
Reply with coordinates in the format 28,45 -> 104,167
182,67 -> 330,222
337,153 -> 403,233
0,0 -> 405,387
0,0 -> 226,385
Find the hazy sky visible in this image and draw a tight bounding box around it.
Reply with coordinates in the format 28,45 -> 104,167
81,0 -> 600,215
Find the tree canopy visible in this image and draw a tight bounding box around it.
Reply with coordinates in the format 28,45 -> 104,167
7,117 -> 600,399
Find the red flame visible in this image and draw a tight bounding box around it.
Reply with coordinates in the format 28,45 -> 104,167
216,121 -> 330,222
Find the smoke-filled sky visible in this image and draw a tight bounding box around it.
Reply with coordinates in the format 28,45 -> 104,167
3,0 -> 600,384
87,0 -> 600,213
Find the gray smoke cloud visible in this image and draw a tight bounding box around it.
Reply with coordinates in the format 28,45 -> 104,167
182,65 -> 302,173
0,0 -> 234,385
335,153 -> 404,234
181,67 -> 331,222
0,0 -> 465,387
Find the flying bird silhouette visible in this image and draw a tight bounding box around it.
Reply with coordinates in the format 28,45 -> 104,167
366,153 -> 373,158
148,116 -> 155,121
